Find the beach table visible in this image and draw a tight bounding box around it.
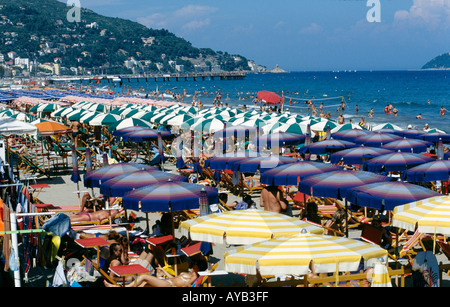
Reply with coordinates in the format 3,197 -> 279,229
109,264 -> 151,287
146,235 -> 174,247
29,183 -> 50,198
75,237 -> 110,266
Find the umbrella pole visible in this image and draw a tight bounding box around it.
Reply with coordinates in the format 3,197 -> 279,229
433,226 -> 437,255
145,213 -> 150,235
345,199 -> 349,238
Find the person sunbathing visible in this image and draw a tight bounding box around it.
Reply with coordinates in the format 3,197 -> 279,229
70,208 -> 121,223
103,267 -> 199,287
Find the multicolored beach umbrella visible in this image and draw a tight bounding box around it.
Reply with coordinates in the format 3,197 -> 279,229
329,146 -> 393,165
113,126 -> 149,138
180,209 -> 324,245
403,160 -> 450,182
354,133 -> 402,147
204,153 -> 252,171
122,180 -> 219,212
422,132 -> 450,143
228,155 -> 297,174
254,132 -> 306,148
392,195 -> 450,236
362,152 -> 434,173
392,129 -> 427,140
331,129 -> 370,142
260,161 -> 342,186
223,232 -> 387,276
298,139 -> 357,155
297,170 -> 390,199
84,163 -> 157,188
381,138 -> 432,153
121,128 -> 171,142
100,169 -> 188,197
345,181 -> 441,211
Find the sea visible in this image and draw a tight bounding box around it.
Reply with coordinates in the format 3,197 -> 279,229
87,70 -> 450,133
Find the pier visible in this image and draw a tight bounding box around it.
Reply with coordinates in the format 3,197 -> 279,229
49,71 -> 246,84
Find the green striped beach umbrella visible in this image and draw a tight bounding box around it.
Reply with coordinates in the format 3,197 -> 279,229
89,113 -> 121,126
192,117 -> 226,133
79,111 -> 101,124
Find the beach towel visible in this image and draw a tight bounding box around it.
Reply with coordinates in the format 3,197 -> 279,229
41,213 -> 71,237
52,261 -> 67,287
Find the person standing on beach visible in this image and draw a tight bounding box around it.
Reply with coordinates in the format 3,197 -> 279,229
69,121 -> 81,146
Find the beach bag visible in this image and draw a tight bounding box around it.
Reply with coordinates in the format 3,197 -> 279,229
9,247 -> 19,272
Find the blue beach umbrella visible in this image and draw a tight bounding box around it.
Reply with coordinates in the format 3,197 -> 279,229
297,170 -> 390,199
362,152 -> 434,173
330,146 -> 393,165
403,160 -> 450,183
345,181 -> 442,211
260,161 -> 342,186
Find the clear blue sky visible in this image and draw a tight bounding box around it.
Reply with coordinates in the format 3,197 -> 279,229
69,0 -> 449,71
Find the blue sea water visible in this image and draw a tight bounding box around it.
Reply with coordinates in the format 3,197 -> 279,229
101,70 -> 450,132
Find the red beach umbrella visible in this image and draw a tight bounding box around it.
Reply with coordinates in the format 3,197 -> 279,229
257,90 -> 281,105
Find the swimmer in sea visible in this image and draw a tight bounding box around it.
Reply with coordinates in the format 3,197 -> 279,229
441,106 -> 448,117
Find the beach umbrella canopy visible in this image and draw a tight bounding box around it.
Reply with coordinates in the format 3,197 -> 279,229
88,113 -> 121,126
310,120 -> 338,132
345,181 -> 442,211
298,170 -> 390,199
204,152 -> 253,171
0,117 -> 38,136
131,111 -> 156,122
10,112 -> 32,122
381,138 -> 432,153
372,123 -> 403,131
215,125 -> 257,138
121,128 -> 172,142
362,152 -> 434,173
231,117 -> 266,128
272,122 -> 309,135
298,139 -> 357,155
260,161 -> 342,186
254,132 -> 306,148
331,123 -> 365,133
100,169 -> 188,197
422,132 -> 450,143
223,232 -> 387,276
392,195 -> 450,236
329,146 -> 393,165
403,160 -> 450,182
331,129 -> 370,142
355,133 -> 403,147
79,111 -> 101,124
35,121 -> 71,135
165,113 -> 194,126
122,180 -> 219,212
192,117 -> 227,133
113,126 -> 149,138
180,209 -> 324,246
257,90 -> 281,105
228,155 -> 297,174
113,118 -> 153,130
84,163 -> 157,188
66,109 -> 89,121
392,129 -> 427,140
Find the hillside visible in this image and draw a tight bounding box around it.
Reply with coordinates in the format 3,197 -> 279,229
0,0 -> 256,75
421,52 -> 450,70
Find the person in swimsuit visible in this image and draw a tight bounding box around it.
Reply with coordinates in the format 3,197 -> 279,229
69,209 -> 120,223
103,267 -> 199,287
260,185 -> 289,214
441,106 -> 448,117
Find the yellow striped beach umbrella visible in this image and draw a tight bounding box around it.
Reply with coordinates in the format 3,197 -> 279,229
392,195 -> 450,236
180,209 -> 324,245
223,232 -> 387,276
